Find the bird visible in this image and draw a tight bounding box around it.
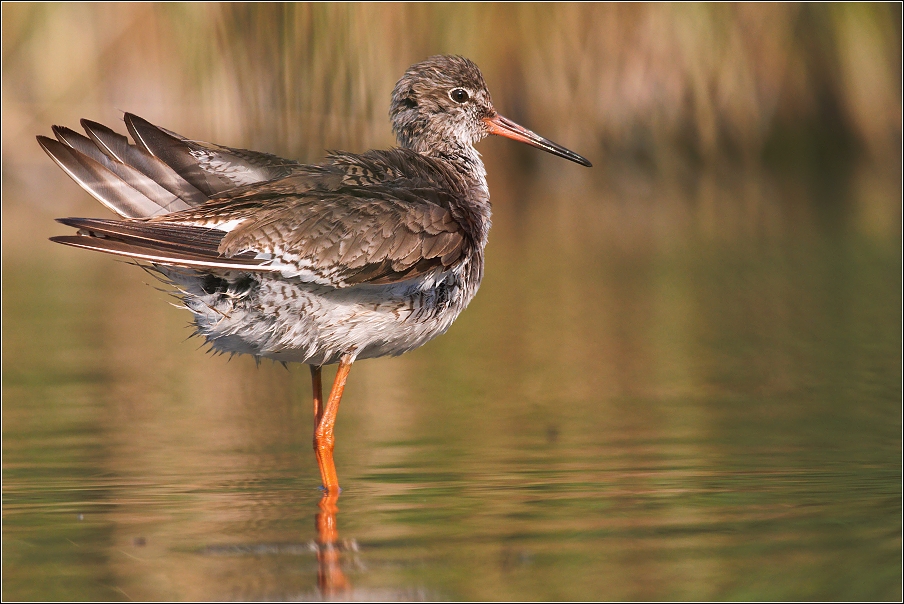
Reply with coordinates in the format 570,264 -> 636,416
41,55 -> 591,492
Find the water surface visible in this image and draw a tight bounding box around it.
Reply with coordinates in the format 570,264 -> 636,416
3,158 -> 900,600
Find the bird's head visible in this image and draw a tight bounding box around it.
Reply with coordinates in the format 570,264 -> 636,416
390,55 -> 591,167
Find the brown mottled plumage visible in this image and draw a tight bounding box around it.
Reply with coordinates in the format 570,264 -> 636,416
42,55 -> 591,491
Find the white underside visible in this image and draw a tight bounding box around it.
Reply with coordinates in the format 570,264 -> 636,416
163,261 -> 474,366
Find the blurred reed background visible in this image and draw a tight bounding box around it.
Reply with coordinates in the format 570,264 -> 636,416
2,3 -> 901,601
3,3 -> 901,173
3,3 -> 901,260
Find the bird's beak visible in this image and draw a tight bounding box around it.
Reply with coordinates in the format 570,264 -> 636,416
483,114 -> 592,167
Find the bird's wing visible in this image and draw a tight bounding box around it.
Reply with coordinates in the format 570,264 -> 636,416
49,121 -> 472,286
214,187 -> 469,286
38,125 -> 204,218
53,190 -> 471,287
123,113 -> 302,196
53,185 -> 469,287
206,151 -> 472,286
38,114 -> 304,219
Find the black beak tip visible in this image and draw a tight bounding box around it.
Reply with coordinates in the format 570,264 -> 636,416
564,151 -> 592,167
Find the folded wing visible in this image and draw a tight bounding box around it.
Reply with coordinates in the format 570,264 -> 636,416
47,116 -> 471,287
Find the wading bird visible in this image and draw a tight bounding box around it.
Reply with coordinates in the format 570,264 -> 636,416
42,55 -> 591,492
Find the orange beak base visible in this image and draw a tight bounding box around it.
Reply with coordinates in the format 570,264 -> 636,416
484,114 -> 592,167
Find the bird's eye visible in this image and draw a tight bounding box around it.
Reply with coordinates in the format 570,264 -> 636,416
450,88 -> 470,104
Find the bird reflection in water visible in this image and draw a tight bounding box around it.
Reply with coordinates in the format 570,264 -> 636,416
315,491 -> 350,596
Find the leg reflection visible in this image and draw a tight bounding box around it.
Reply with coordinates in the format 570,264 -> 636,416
316,491 -> 350,595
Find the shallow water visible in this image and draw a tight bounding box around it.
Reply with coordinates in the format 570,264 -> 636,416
2,154 -> 901,600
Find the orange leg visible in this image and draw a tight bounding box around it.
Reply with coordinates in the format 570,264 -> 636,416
310,365 -> 324,425
313,356 -> 353,492
316,491 -> 349,594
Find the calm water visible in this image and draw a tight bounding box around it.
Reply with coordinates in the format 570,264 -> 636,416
2,155 -> 900,601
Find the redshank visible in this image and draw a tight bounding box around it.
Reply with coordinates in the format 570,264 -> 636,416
42,55 -> 591,491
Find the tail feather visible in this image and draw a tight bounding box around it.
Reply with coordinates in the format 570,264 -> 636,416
51,217 -> 277,273
56,217 -> 226,255
49,234 -> 275,272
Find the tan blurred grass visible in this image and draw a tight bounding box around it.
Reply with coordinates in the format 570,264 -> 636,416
2,3 -> 900,173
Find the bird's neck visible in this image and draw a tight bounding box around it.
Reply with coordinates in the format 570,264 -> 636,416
397,130 -> 492,248
395,115 -> 487,192
402,132 -> 481,179
427,144 -> 487,193
427,143 -> 492,249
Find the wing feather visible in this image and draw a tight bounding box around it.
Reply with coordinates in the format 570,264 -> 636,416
51,126 -> 193,214
79,119 -> 209,207
38,136 -> 167,218
209,184 -> 470,286
124,113 -> 300,195
50,126 -> 474,287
